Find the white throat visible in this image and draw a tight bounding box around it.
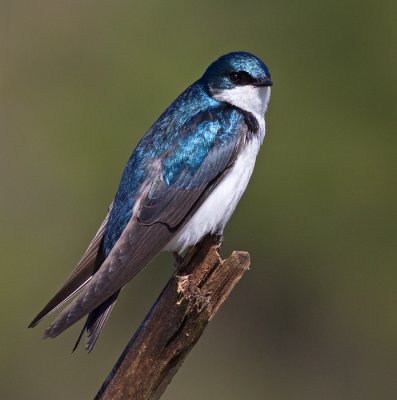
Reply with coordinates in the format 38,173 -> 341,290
213,85 -> 271,123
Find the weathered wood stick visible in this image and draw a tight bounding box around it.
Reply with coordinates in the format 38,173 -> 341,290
95,234 -> 250,400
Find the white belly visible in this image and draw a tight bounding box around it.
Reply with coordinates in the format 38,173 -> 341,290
166,132 -> 263,253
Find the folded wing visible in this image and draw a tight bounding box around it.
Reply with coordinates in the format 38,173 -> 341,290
43,106 -> 250,339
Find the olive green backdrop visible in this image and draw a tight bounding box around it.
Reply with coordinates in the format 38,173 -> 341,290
1,1 -> 396,399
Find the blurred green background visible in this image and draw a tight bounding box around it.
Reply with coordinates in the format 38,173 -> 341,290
1,1 -> 396,399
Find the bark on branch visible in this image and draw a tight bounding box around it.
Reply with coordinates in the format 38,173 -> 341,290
95,234 -> 250,400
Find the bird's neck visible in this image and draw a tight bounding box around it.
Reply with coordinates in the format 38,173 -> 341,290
212,86 -> 271,125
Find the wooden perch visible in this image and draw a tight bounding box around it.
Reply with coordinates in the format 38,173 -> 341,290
95,234 -> 250,400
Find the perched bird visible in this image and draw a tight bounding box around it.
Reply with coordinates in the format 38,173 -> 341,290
29,51 -> 273,351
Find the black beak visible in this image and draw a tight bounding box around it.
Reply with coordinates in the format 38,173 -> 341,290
256,77 -> 273,87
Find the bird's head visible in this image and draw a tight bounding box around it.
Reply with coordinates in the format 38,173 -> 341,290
201,51 -> 272,117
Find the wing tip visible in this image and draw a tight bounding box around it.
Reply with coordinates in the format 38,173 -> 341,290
28,313 -> 44,329
42,321 -> 63,339
42,327 -> 54,339
28,321 -> 37,329
28,305 -> 60,331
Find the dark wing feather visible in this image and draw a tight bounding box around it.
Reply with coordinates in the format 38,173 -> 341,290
138,116 -> 244,229
28,203 -> 113,328
44,220 -> 171,338
43,108 -> 250,339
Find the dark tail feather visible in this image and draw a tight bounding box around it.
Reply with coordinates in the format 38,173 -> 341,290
72,320 -> 88,353
72,290 -> 120,353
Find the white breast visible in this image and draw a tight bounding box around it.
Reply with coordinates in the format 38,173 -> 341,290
165,86 -> 270,253
166,128 -> 264,253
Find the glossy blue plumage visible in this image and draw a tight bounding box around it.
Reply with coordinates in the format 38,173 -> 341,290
30,51 -> 272,351
103,51 -> 272,256
103,83 -> 244,255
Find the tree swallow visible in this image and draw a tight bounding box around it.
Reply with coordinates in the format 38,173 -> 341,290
29,51 -> 273,351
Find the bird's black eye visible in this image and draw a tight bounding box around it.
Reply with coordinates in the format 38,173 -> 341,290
229,71 -> 242,84
228,71 -> 254,85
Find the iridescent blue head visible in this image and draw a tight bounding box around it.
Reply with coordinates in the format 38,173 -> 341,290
201,51 -> 272,92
